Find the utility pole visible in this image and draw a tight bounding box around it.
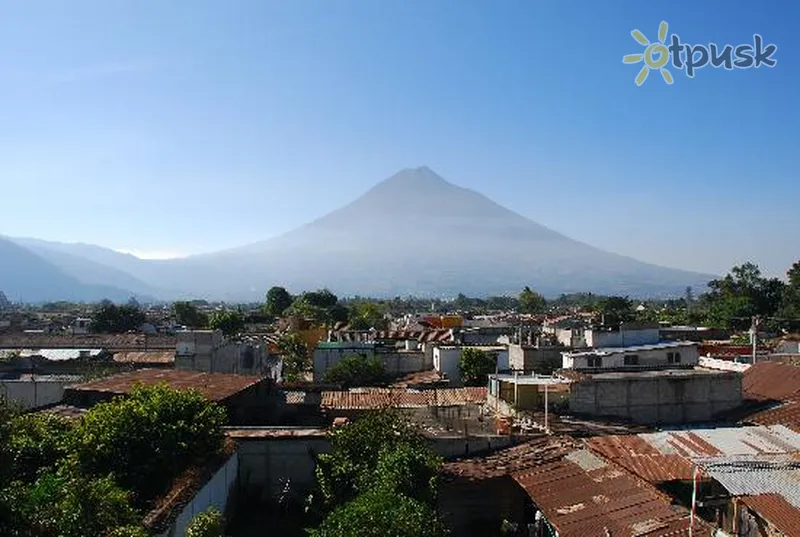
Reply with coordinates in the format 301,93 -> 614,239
750,316 -> 760,364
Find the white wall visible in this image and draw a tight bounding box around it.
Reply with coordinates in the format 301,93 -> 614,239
434,347 -> 462,385
565,345 -> 699,371
585,328 -> 660,348
156,452 -> 239,537
0,379 -> 73,410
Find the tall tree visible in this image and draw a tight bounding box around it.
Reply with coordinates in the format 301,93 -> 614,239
459,348 -> 496,386
173,301 -> 209,328
264,286 -> 293,317
518,286 -> 546,314
208,310 -> 245,337
91,301 -> 146,334
702,262 -> 786,329
597,296 -> 635,325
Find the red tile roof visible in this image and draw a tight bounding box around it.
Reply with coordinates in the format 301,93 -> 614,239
740,494 -> 800,537
68,368 -> 264,402
743,361 -> 800,402
746,400 -> 800,432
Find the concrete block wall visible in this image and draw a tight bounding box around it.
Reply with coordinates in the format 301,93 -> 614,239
0,379 -> 74,410
569,372 -> 743,425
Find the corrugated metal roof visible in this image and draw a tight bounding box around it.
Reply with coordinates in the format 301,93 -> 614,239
513,456 -> 709,537
320,387 -> 486,410
740,494 -> 800,537
696,454 -> 800,507
113,351 -> 175,364
67,368 -> 265,402
0,348 -> 104,361
224,427 -> 327,439
0,333 -> 176,351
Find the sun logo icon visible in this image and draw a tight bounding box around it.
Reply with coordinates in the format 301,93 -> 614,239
623,21 -> 674,86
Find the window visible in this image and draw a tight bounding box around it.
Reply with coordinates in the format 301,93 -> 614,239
624,354 -> 639,366
668,352 -> 682,364
587,356 -> 602,368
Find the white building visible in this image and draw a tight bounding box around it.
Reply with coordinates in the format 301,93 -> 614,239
433,345 -> 509,387
555,323 -> 660,349
70,318 -> 92,335
562,341 -> 699,371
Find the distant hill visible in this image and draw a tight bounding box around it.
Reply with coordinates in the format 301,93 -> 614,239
6,167 -> 715,300
0,237 -> 144,303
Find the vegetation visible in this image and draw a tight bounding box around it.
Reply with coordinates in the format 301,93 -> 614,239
174,301 -> 209,328
597,296 -> 636,325
459,348 -> 495,386
186,507 -> 226,537
91,300 -> 146,333
310,410 -> 446,537
208,310 -> 246,337
265,286 -> 293,317
0,385 -> 228,537
323,354 -> 385,388
70,384 -> 227,507
347,301 -> 388,330
518,286 -> 546,314
286,289 -> 348,325
277,332 -> 310,382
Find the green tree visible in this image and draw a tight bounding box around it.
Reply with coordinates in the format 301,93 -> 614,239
287,289 -> 346,325
518,286 -> 546,314
323,355 -> 385,388
7,413 -> 73,482
22,468 -> 142,537
779,260 -> 800,321
91,300 -> 147,333
69,384 -> 226,508
309,488 -> 448,537
186,507 -> 225,537
173,301 -> 209,328
597,296 -> 635,325
348,302 -> 388,330
265,286 -> 293,317
702,262 -> 787,329
208,310 -> 246,337
314,410 -> 428,509
370,442 -> 442,505
459,348 -> 495,386
277,332 -> 310,382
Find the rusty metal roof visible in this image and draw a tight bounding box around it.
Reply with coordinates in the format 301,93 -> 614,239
586,426 -> 800,485
512,454 -> 710,537
68,368 -> 264,401
0,333 -> 176,351
112,351 -> 175,364
442,436 -> 578,481
747,400 -> 800,432
224,427 -> 327,439
320,387 -> 486,410
743,361 -> 800,402
740,494 -> 800,537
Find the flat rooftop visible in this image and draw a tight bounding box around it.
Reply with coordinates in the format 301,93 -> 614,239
566,340 -> 698,357
67,368 -> 265,401
585,367 -> 736,380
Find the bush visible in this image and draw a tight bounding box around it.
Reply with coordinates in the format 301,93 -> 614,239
22,466 -> 142,537
314,410 -> 431,509
8,413 -> 73,481
459,348 -> 496,386
309,488 -> 448,537
186,506 -> 225,537
370,443 -> 442,505
69,384 -> 227,507
323,354 -> 385,387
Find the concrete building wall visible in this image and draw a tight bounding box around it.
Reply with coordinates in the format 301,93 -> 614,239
176,342 -> 273,377
584,328 -> 660,348
154,452 -> 239,537
0,378 -> 74,409
508,345 -> 564,373
434,346 -> 462,385
569,372 -> 743,425
313,344 -> 431,381
564,345 -> 699,370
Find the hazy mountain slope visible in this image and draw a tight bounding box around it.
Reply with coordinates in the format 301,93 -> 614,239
6,167 -> 714,300
8,237 -> 161,298
0,237 -> 141,303
149,167 -> 714,298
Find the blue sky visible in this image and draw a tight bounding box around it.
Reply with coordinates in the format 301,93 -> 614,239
0,1 -> 796,277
